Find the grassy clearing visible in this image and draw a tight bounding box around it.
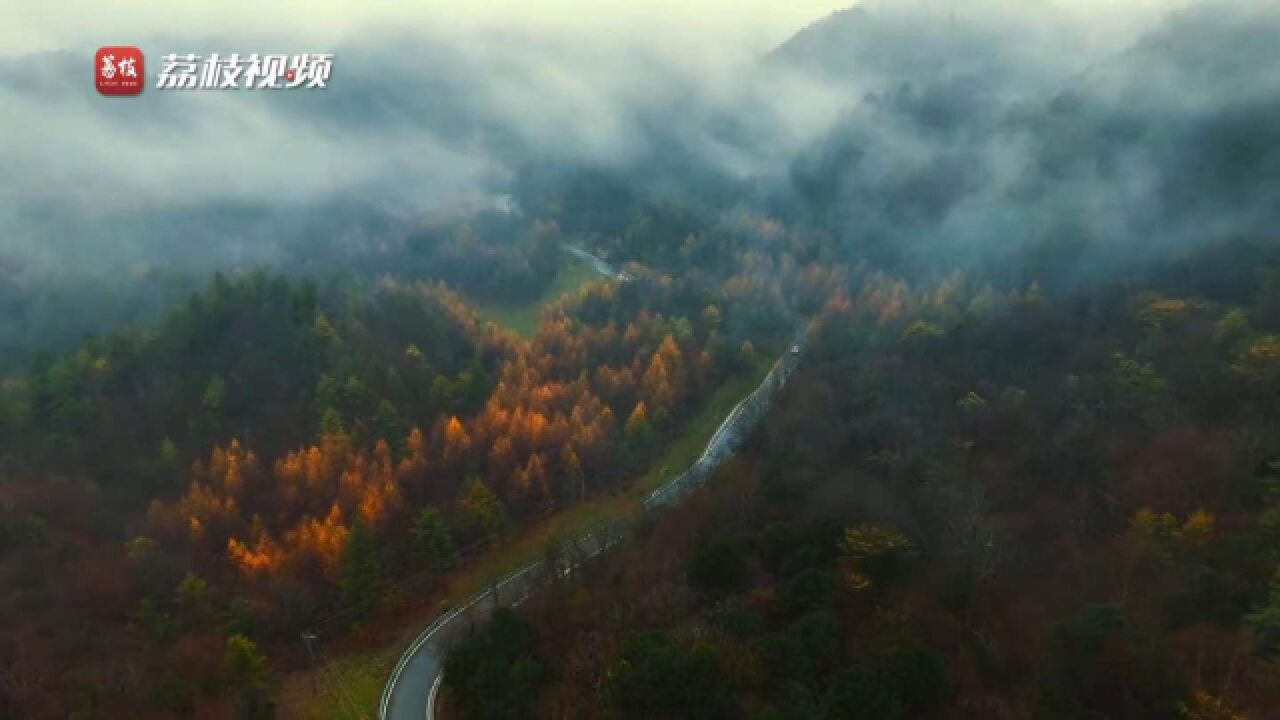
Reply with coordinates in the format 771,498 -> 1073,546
632,354 -> 777,495
471,256 -> 601,337
439,496 -> 632,605
277,645 -> 396,720
274,351 -> 778,719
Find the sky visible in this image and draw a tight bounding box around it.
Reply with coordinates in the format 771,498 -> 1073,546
3,0 -> 1274,359
7,0 -> 854,56
5,0 -> 1190,57
0,0 -> 1220,280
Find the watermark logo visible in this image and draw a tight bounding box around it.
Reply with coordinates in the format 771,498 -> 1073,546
95,49 -> 333,95
155,53 -> 333,90
95,46 -> 144,95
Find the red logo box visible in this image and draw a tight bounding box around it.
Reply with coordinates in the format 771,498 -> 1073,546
95,46 -> 144,95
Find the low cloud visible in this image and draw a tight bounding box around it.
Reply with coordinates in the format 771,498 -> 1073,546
0,0 -> 1276,292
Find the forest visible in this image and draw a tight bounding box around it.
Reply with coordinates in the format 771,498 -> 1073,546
0,186 -> 821,715
5,1 -> 1280,718
443,236 -> 1280,719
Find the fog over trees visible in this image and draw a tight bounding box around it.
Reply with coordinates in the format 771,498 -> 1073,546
3,1 -> 1280,717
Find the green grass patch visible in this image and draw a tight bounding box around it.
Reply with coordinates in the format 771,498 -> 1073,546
471,256 -> 602,338
439,496 -> 633,607
631,354 -> 777,496
277,645 -> 395,720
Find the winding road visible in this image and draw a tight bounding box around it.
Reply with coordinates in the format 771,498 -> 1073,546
378,247 -> 804,720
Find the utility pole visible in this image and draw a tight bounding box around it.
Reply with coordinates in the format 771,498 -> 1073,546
300,630 -> 319,693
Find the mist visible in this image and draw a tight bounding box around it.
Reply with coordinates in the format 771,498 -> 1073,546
2,0 -> 1278,362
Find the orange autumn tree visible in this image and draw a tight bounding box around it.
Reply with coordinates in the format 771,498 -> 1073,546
468,365 -> 615,511
642,334 -> 686,418
151,429 -> 403,588
142,267 -> 742,631
147,438 -> 262,555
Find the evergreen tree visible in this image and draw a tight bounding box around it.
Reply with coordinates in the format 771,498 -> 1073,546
338,521 -> 382,622
411,506 -> 458,576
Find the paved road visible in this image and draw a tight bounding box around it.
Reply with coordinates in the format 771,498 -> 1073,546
381,244 -> 624,720
378,324 -> 805,720
378,529 -> 620,720
379,562 -> 543,720
560,243 -> 626,281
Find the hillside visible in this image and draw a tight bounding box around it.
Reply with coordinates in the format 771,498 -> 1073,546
4,2 -> 1280,718
443,235 -> 1280,718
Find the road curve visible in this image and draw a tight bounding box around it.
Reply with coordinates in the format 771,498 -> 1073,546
382,245 -> 622,720
379,335 -> 804,720
560,243 -> 625,281
379,562 -> 542,720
